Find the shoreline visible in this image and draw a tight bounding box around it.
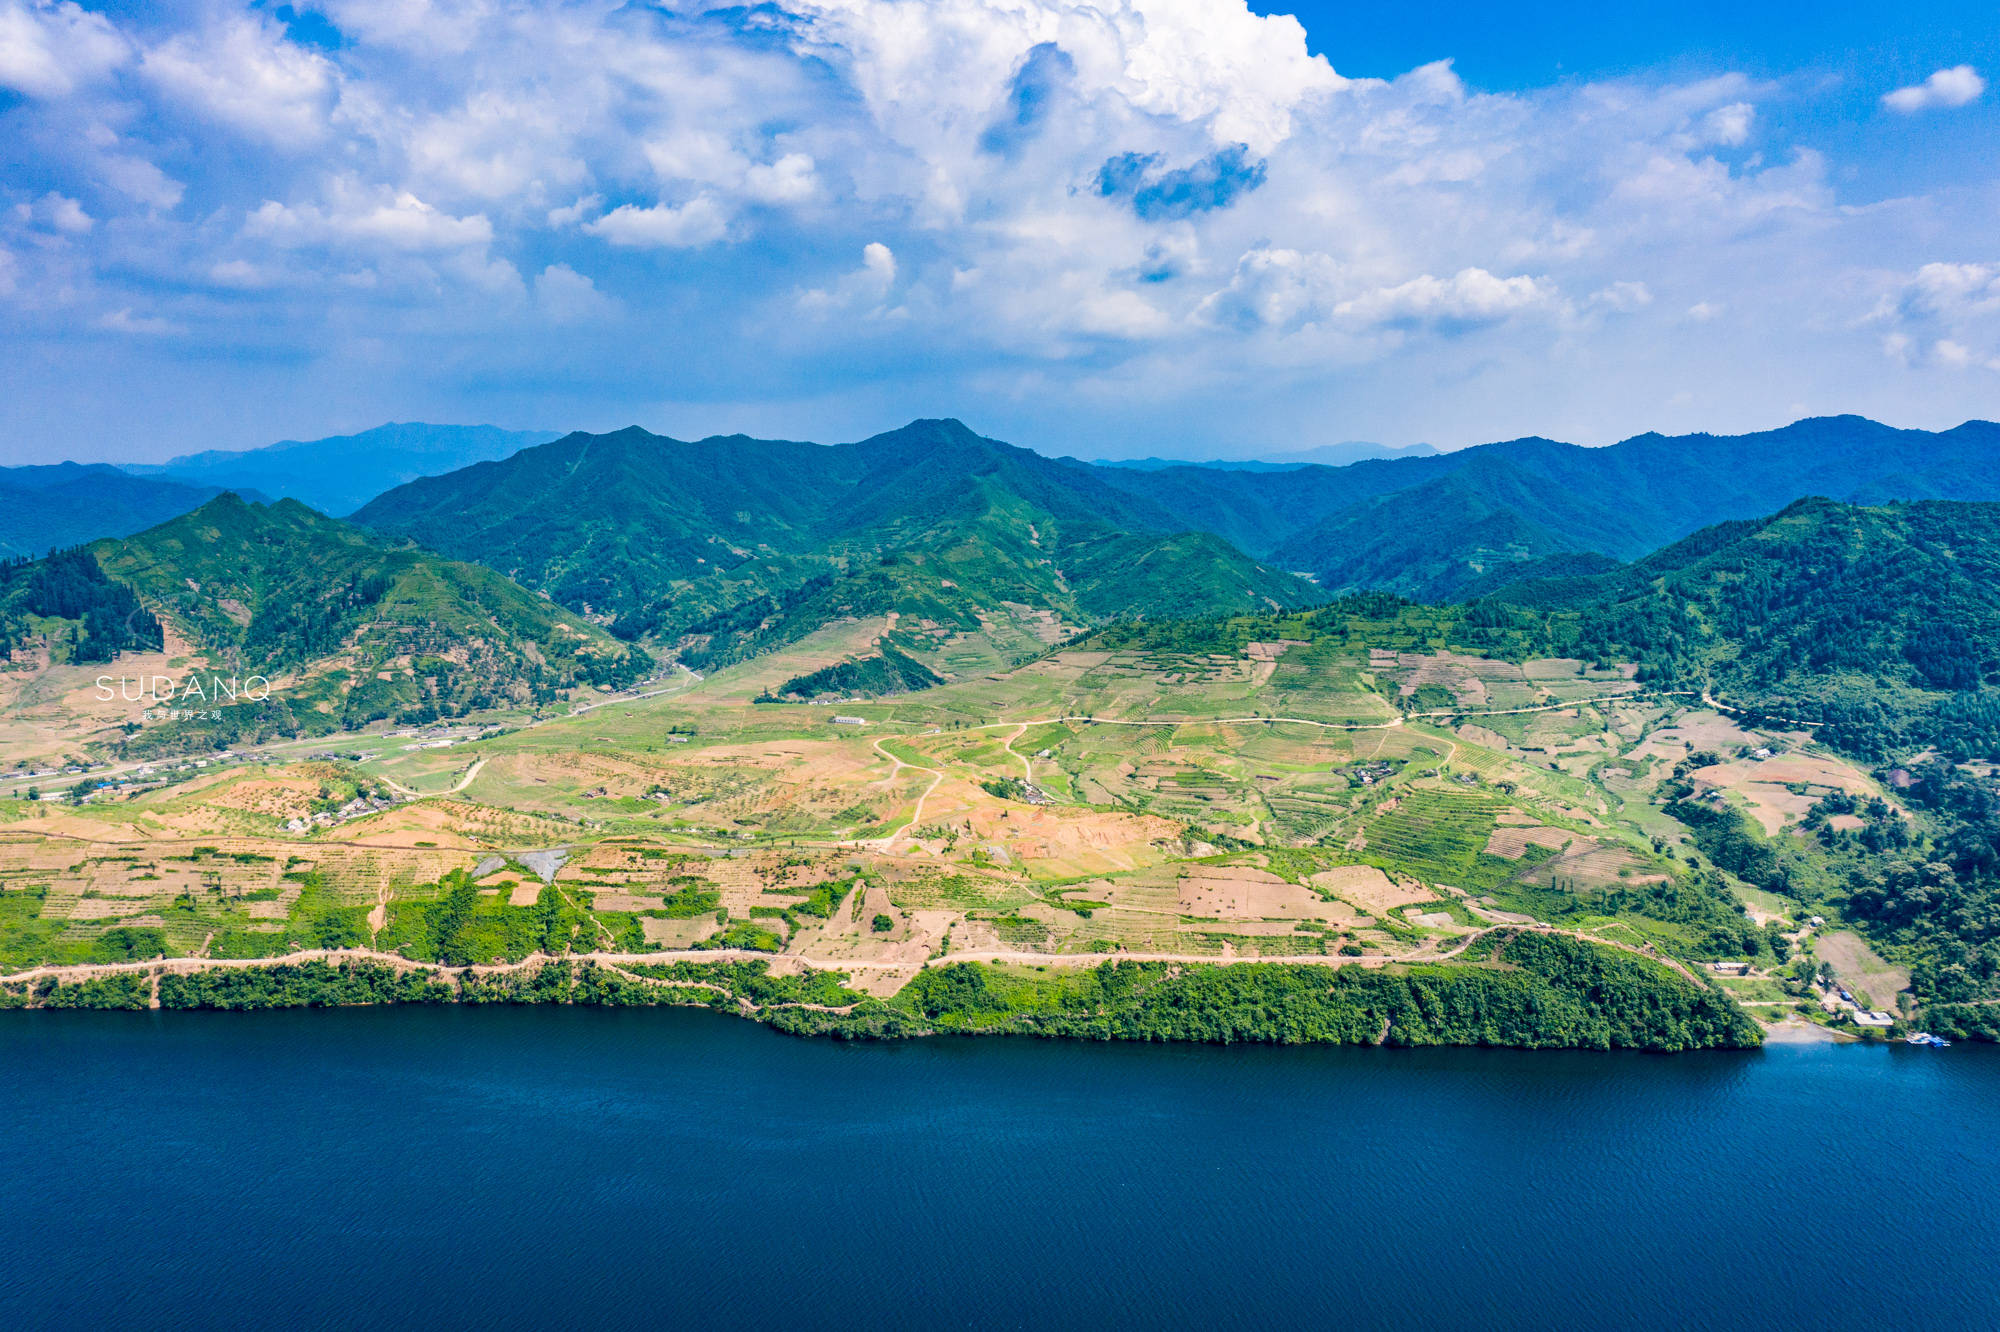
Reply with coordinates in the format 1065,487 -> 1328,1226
1,931 -> 1767,1052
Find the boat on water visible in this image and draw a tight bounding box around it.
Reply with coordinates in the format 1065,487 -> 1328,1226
1906,1032 -> 1952,1048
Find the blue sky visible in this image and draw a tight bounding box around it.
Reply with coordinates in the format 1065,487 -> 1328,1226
1,0 -> 1996,463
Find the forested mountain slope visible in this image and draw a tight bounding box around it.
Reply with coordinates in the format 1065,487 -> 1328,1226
1471,498 -> 2000,756
1097,416 -> 2000,598
5,496 -> 644,744
356,418 -> 1317,661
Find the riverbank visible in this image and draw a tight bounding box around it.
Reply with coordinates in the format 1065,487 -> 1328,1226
0,928 -> 1761,1051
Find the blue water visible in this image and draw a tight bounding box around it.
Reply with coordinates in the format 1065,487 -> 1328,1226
2,1011 -> 1995,1330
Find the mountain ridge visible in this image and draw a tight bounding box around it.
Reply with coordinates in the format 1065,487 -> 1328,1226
354,418 -> 1320,666
126,422 -> 562,516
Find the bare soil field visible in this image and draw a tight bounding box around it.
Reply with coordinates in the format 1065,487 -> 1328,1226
1310,864 -> 1431,914
1691,752 -> 1886,834
1176,865 -> 1359,924
1816,930 -> 1912,1013
1484,825 -> 1577,859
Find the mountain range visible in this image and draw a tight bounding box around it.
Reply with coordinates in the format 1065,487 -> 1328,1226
1092,415 -> 2000,598
345,413 -> 2000,637
1469,496 -> 2000,758
352,418 -> 1316,666
0,463 -> 261,561
126,423 -> 561,516
1093,440 -> 1438,471
13,411 -> 2000,727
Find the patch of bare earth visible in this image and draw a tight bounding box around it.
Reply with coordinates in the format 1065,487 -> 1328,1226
1483,825 -> 1576,859
1310,864 -> 1432,914
1177,865 -> 1359,924
1816,930 -> 1912,1013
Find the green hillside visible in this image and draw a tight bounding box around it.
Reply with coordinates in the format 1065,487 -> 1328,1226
1468,499 -> 2000,757
89,495 -> 645,743
0,548 -> 164,665
356,419 -> 1318,667
1103,416 -> 2000,599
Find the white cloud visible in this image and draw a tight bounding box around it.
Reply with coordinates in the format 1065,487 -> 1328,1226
1196,247 -> 1343,330
1701,102 -> 1754,146
141,16 -> 336,148
787,0 -> 1344,155
1899,261 -> 2000,319
1870,260 -> 2000,371
1335,268 -> 1552,327
95,151 -> 185,210
1073,288 -> 1168,338
861,241 -> 895,288
5,0 -> 1999,456
207,259 -> 271,288
547,195 -> 602,228
799,241 -> 900,313
533,263 -> 616,323
585,197 -> 729,248
0,0 -> 127,97
308,0 -> 492,55
743,153 -> 820,205
244,185 -> 494,251
94,307 -> 178,334
1589,281 -> 1653,312
14,191 -> 92,233
1882,65 -> 1985,113
404,90 -> 590,202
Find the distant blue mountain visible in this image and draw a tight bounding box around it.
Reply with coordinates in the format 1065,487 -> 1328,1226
1093,440 -> 1439,471
126,422 -> 560,516
0,463 -> 262,560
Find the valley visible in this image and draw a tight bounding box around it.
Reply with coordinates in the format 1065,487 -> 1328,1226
0,606 -> 1879,1049
7,423 -> 2000,1047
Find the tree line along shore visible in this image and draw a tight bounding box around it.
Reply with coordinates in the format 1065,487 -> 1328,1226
0,930 -> 1761,1052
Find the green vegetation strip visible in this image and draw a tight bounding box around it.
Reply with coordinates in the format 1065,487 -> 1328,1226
0,932 -> 1759,1052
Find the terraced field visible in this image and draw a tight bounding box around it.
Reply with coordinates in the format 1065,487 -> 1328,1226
0,631 -> 1890,1029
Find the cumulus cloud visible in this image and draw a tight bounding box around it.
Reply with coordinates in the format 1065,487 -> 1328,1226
245,185 -> 494,252
94,150 -> 185,210
585,197 -> 729,248
0,0 -> 127,98
799,241 -> 899,314
1870,261 -> 2000,370
743,153 -> 820,205
2,0 -> 1997,457
1882,66 -> 1985,113
1589,281 -> 1653,312
1196,247 -> 1343,331
1898,261 -> 2000,320
1335,268 -> 1552,328
13,191 -> 92,233
94,307 -> 178,335
533,263 -> 616,323
141,15 -> 336,147
1701,102 -> 1754,146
